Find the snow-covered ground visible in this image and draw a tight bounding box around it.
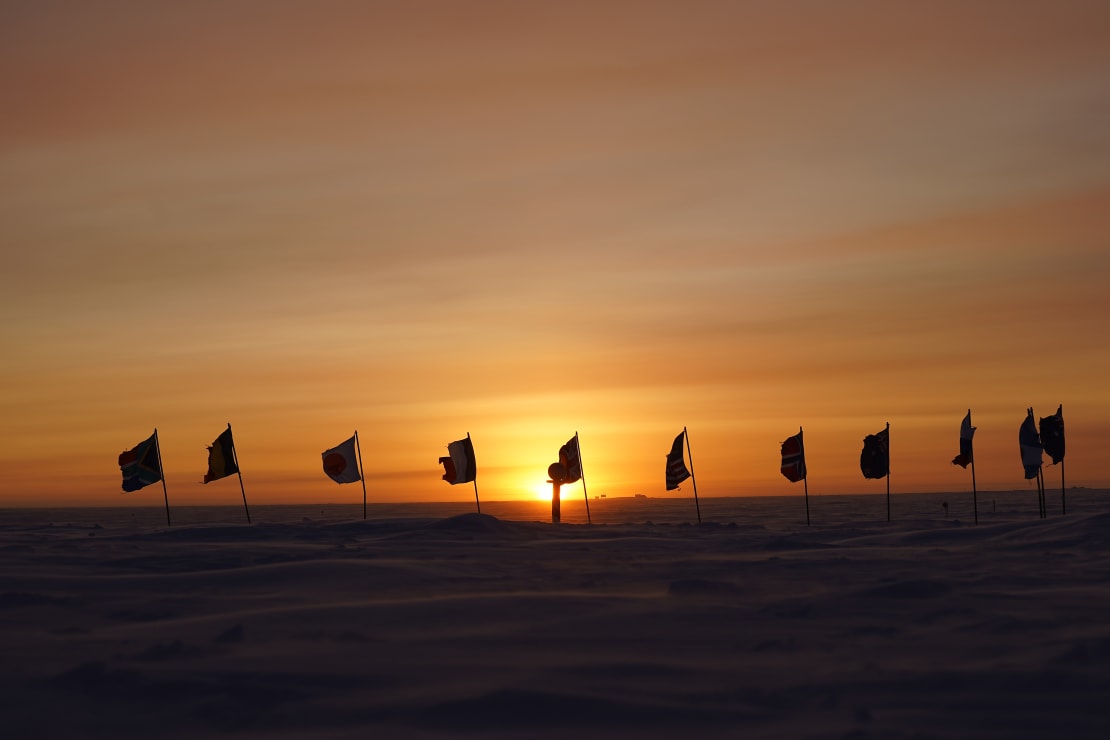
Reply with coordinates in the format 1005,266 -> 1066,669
2,491 -> 1108,738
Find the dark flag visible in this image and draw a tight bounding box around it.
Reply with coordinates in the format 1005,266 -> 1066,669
204,427 -> 239,483
951,410 -> 976,468
559,435 -> 583,484
665,431 -> 691,490
780,431 -> 806,483
1039,405 -> 1065,465
119,432 -> 162,492
1019,409 -> 1043,479
860,427 -> 890,479
439,437 -> 477,484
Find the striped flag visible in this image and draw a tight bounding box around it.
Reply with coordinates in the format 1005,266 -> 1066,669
440,437 -> 477,485
665,431 -> 691,490
204,427 -> 239,483
951,410 -> 975,468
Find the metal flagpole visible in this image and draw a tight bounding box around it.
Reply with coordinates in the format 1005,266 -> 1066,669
800,427 -> 810,527
684,426 -> 701,524
154,428 -> 171,527
1056,459 -> 1065,519
885,422 -> 891,523
354,430 -> 367,520
576,431 -> 591,524
1029,407 -> 1044,519
969,410 -> 978,525
1034,468 -> 1043,521
468,432 -> 480,514
970,454 -> 978,526
1060,405 -> 1066,516
228,422 -> 251,524
1034,458 -> 1044,519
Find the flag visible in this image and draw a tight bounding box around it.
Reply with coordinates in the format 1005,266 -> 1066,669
204,427 -> 239,483
559,435 -> 582,484
860,426 -> 889,479
665,432 -> 691,490
322,435 -> 361,484
951,410 -> 976,468
439,437 -> 476,484
119,432 -> 162,492
1019,409 -> 1043,479
1039,405 -> 1065,465
780,431 -> 806,483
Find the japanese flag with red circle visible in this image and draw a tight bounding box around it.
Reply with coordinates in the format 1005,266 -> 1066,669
322,435 -> 361,484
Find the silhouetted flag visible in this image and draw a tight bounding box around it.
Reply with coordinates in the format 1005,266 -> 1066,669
119,432 -> 162,492
780,432 -> 806,482
1019,409 -> 1043,479
204,427 -> 239,483
440,437 -> 476,484
1039,405 -> 1065,465
559,435 -> 583,484
951,410 -> 976,468
322,435 -> 361,484
665,431 -> 691,490
860,427 -> 890,479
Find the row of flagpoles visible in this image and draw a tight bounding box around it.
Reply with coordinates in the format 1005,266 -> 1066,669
119,407 -> 1066,527
777,406 -> 1066,526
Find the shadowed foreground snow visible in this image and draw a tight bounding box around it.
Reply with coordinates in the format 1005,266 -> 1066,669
2,493 -> 1109,739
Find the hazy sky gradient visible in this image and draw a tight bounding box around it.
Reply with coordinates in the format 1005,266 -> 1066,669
3,1 -> 1109,505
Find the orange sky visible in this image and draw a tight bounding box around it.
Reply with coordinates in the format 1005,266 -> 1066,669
2,1 -> 1109,507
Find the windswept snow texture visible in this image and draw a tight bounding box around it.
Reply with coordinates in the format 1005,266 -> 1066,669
2,492 -> 1109,739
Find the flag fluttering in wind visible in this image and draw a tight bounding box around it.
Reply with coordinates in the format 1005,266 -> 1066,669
951,410 -> 976,468
565,432 -> 592,522
665,431 -> 691,490
119,432 -> 162,492
204,426 -> 239,484
780,431 -> 806,483
559,436 -> 583,484
119,429 -> 172,526
781,427 -> 810,525
322,435 -> 361,484
1039,405 -> 1065,465
1039,404 -> 1067,516
1019,409 -> 1043,480
440,437 -> 477,485
860,427 -> 890,479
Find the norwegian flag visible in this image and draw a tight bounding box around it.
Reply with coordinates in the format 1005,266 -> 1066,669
780,431 -> 806,483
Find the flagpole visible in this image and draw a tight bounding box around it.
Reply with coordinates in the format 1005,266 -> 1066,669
1060,405 -> 1066,515
800,427 -> 810,527
228,422 -> 251,524
576,431 -> 591,524
969,410 -> 978,526
1029,407 -> 1044,519
1038,466 -> 1046,519
885,422 -> 891,523
154,428 -> 171,527
1056,459 -> 1065,519
970,456 -> 978,526
803,477 -> 810,526
468,432 -> 480,514
684,426 -> 701,524
354,430 -> 367,520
